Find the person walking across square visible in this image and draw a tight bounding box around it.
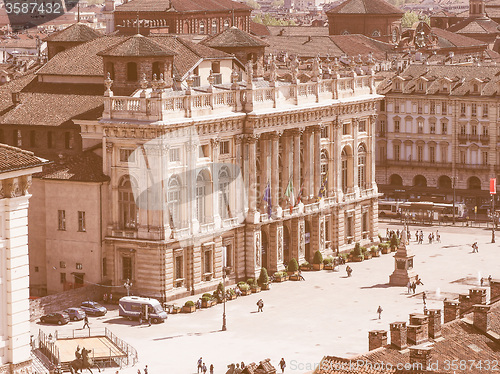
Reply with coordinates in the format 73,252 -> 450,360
279,358 -> 286,373
197,357 -> 203,373
377,306 -> 383,319
82,315 -> 89,329
257,299 -> 264,312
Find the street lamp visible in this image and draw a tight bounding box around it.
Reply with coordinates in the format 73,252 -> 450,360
124,278 -> 133,296
452,176 -> 456,225
490,178 -> 496,243
222,267 -> 229,331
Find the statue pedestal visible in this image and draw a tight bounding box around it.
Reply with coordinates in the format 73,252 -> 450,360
389,233 -> 417,286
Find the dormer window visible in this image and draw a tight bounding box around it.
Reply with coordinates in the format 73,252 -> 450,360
418,81 -> 424,91
442,84 -> 448,93
395,81 -> 401,91
473,84 -> 479,93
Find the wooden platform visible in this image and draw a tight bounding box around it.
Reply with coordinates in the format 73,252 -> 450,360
55,336 -> 127,364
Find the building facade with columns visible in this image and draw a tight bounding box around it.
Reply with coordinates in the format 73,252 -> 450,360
0,144 -> 46,374
376,64 -> 500,208
79,60 -> 382,300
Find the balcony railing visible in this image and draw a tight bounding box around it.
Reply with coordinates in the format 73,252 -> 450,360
480,134 -> 489,144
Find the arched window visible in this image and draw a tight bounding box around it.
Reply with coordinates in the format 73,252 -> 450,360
390,174 -> 403,186
199,21 -> 205,34
341,148 -> 348,193
168,176 -> 181,229
219,167 -> 230,219
118,177 -> 137,229
105,62 -> 115,80
211,19 -> 218,34
358,144 -> 367,189
413,175 -> 427,187
127,62 -> 138,82
438,175 -> 452,189
372,30 -> 381,37
320,150 -> 328,195
342,30 -> 350,35
223,19 -> 230,30
468,176 -> 481,190
196,171 -> 211,224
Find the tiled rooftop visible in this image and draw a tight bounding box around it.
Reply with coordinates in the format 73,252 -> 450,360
201,27 -> 269,49
0,143 -> 47,173
44,22 -> 103,43
115,0 -> 251,12
326,0 -> 403,15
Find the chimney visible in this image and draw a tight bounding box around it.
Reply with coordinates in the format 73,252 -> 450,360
469,0 -> 486,18
390,322 -> 407,350
473,304 -> 491,332
443,300 -> 460,323
409,346 -> 433,370
459,293 -> 472,315
490,279 -> 500,301
469,288 -> 487,305
407,314 -> 429,345
426,309 -> 442,339
369,330 -> 388,351
11,92 -> 20,105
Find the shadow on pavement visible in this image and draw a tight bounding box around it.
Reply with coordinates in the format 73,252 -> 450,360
103,317 -> 136,326
360,283 -> 391,289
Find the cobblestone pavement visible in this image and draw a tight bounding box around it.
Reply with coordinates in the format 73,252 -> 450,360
32,224 -> 500,373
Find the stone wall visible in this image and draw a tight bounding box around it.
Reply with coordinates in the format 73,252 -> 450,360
29,284 -> 105,322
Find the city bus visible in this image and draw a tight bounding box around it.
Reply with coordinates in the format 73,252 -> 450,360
378,200 -> 403,218
400,201 -> 466,222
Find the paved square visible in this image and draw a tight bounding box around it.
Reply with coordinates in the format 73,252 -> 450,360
32,224 -> 500,373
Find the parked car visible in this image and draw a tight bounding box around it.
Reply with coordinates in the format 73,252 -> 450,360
63,307 -> 86,321
80,301 -> 107,316
40,312 -> 69,325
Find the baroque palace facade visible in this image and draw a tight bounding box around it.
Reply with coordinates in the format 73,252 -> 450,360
81,63 -> 382,300
376,64 -> 500,207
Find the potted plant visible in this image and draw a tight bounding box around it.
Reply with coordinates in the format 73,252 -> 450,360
247,278 -> 261,293
201,293 -> 216,308
238,282 -> 251,296
287,258 -> 299,275
379,242 -> 390,254
214,282 -> 225,303
370,245 -> 381,257
323,257 -> 334,270
170,305 -> 181,314
349,243 -> 364,262
312,250 -> 324,270
362,246 -> 372,260
226,288 -> 237,300
182,300 -> 196,313
258,268 -> 270,290
273,271 -> 288,282
300,261 -> 312,271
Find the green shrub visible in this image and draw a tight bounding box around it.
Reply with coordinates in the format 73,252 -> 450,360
288,258 -> 299,272
184,300 -> 195,307
323,257 -> 333,265
313,250 -> 323,265
217,282 -> 225,295
361,246 -> 368,254
300,261 -> 310,268
379,242 -> 389,249
228,288 -> 236,296
237,281 -> 247,287
238,283 -> 250,291
202,295 -> 212,302
258,268 -> 269,285
353,242 -> 362,256
247,278 -> 255,286
202,293 -> 212,299
370,245 -> 377,251
390,234 -> 398,249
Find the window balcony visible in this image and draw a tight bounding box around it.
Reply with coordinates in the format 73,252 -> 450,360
480,134 -> 490,144
469,134 -> 479,141
458,134 -> 468,144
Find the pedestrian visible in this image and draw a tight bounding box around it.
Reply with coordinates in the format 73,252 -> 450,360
137,370 -> 141,374
210,364 -> 214,374
196,298 -> 202,309
279,358 -> 286,373
346,265 -> 352,277
198,357 -> 203,373
488,275 -> 492,284
83,315 -> 89,329
436,230 -> 440,243
412,281 -> 416,294
202,363 -> 207,374
422,292 -> 427,305
139,311 -> 143,325
472,242 -> 478,253
144,365 -> 148,374
481,277 -> 484,286
109,293 -> 113,303
377,305 -> 383,319
103,293 -> 108,302
298,270 -> 305,281
241,362 -> 245,370
407,280 -> 412,294
147,315 -> 151,327
257,299 -> 264,312
428,233 -> 432,244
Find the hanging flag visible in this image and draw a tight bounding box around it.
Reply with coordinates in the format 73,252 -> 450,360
295,186 -> 303,206
263,182 -> 271,218
318,177 -> 328,201
285,177 -> 294,213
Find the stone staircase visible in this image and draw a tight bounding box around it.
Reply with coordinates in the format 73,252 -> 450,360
31,349 -> 52,374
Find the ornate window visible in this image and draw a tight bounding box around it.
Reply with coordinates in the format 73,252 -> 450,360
341,148 -> 350,193
211,19 -> 217,34
118,177 -> 137,230
218,167 -> 230,219
357,144 -> 366,189
372,30 -> 381,37
168,176 -> 181,229
196,170 -> 211,224
199,21 -> 205,34
320,150 -> 328,195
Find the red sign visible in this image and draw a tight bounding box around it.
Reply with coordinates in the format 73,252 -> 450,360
490,178 -> 497,195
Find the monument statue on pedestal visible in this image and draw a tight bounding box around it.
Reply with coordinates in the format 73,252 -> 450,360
389,229 -> 417,286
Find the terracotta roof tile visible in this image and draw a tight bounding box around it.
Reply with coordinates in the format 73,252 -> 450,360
97,34 -> 176,57
44,22 -> 103,43
200,27 -> 269,48
0,143 -> 47,173
326,0 -> 403,15
115,0 -> 251,12
447,17 -> 500,34
431,27 -> 487,47
250,21 -> 271,36
35,150 -> 109,183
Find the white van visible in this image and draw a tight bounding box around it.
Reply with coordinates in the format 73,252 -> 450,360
118,296 -> 168,323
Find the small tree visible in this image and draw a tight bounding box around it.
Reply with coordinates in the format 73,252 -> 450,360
288,258 -> 299,272
258,267 -> 269,285
390,233 -> 398,249
353,242 -> 362,256
313,250 -> 323,265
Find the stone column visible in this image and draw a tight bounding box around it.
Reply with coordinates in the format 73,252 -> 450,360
334,120 -> 343,198
260,135 -> 269,212
313,126 -> 321,198
293,130 -> 301,204
187,140 -> 199,234
271,132 -> 280,214
303,128 -> 313,199
353,119 -> 359,194
211,139 -> 221,228
282,132 -> 292,208
370,115 -> 378,189
247,135 -> 258,223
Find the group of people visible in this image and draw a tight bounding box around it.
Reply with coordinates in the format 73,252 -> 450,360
407,275 -> 424,294
197,358 -> 214,374
224,358 -> 286,373
136,365 -> 148,374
